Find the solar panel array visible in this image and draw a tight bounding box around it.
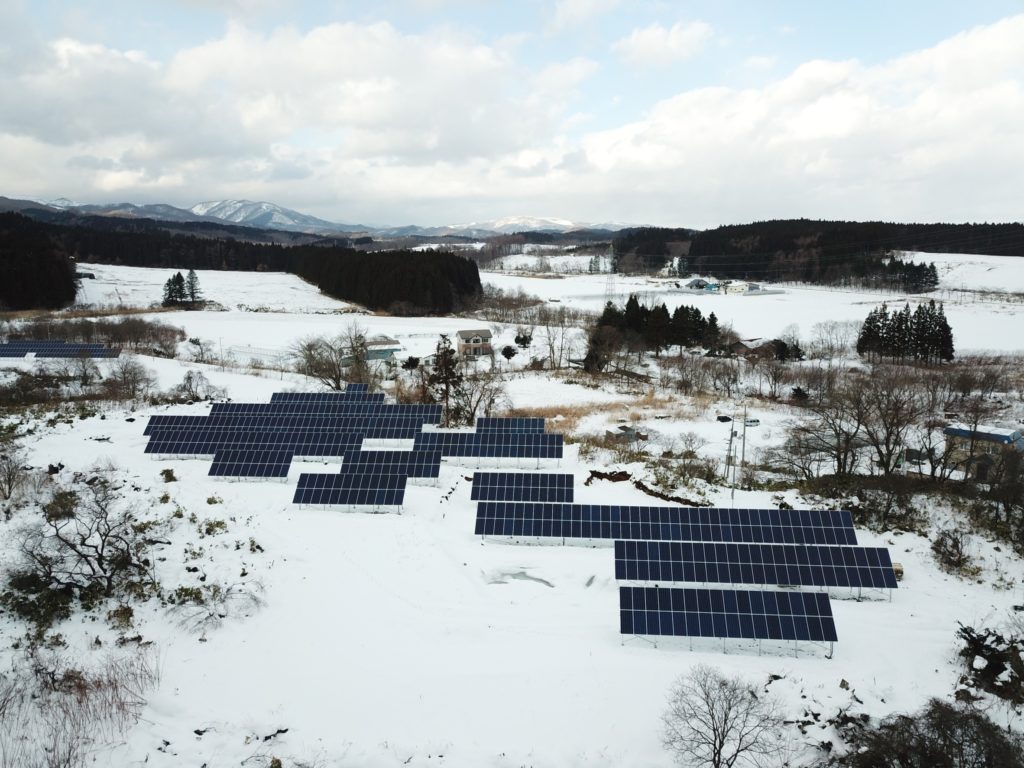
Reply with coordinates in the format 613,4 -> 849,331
619,586 -> 838,643
475,417 -> 546,433
341,450 -> 442,479
0,340 -> 121,358
209,449 -> 294,479
614,540 -> 898,590
474,503 -> 856,545
471,472 -> 574,502
414,432 -> 563,458
293,471 -> 408,507
146,429 -> 364,457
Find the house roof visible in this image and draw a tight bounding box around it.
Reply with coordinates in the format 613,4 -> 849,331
944,423 -> 1024,446
456,329 -> 492,340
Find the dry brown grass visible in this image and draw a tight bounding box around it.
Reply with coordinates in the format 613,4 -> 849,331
0,305 -> 178,322
508,392 -> 701,436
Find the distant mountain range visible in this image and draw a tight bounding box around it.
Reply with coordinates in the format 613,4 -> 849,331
0,195 -> 627,237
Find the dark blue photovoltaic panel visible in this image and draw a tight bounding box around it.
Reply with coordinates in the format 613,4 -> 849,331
474,503 -> 857,545
414,432 -> 563,458
340,450 -> 442,478
149,415 -> 427,439
145,430 -> 363,457
475,417 -> 546,433
470,472 -> 574,502
292,472 -> 407,506
0,340 -> 121,358
619,586 -> 838,642
614,540 -> 897,589
209,449 -> 293,478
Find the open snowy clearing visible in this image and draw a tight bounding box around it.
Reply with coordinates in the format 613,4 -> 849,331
904,250 -> 1024,294
76,262 -> 354,314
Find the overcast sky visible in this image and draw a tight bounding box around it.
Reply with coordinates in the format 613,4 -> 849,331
2,1 -> 1023,227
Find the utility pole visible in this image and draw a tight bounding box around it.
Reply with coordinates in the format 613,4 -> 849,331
739,405 -> 749,490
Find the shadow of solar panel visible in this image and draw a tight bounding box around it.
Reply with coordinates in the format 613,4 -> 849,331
470,472 -> 574,502
340,450 -> 442,478
293,471 -> 408,506
476,417 -> 546,433
619,586 -> 838,642
614,540 -> 897,589
209,449 -> 293,478
474,503 -> 857,544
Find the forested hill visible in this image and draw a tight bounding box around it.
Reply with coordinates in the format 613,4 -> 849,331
616,219 -> 1024,289
0,213 -> 482,314
690,219 -> 1024,285
0,213 -> 78,310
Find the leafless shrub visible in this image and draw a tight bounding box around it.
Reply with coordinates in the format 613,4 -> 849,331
168,581 -> 266,633
0,648 -> 159,768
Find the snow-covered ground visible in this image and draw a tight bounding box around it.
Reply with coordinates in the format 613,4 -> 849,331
2,357 -> 1021,767
76,262 -> 354,314
2,257 -> 1023,765
482,270 -> 1024,353
904,250 -> 1024,293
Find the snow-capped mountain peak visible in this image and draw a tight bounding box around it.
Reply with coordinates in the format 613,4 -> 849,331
189,199 -> 360,233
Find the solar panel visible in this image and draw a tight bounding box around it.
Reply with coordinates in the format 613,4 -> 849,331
0,340 -> 121,358
340,450 -> 442,478
614,540 -> 898,590
619,586 -> 838,643
145,430 -> 364,457
414,432 -> 563,458
211,398 -> 391,415
470,472 -> 574,502
271,388 -> 371,402
209,449 -> 293,479
474,503 -> 857,545
149,415 -> 428,439
345,383 -> 369,393
476,417 -> 546,433
292,472 -> 407,507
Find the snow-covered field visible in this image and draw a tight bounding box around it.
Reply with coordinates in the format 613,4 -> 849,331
77,262 -> 354,314
483,270 -> 1024,353
2,255 -> 1024,765
904,250 -> 1024,293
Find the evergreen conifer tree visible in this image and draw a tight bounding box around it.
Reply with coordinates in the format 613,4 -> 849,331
428,334 -> 463,427
185,269 -> 202,305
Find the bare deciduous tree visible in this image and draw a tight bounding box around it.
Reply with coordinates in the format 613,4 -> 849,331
102,358 -> 156,401
662,664 -> 784,768
292,321 -> 376,391
0,444 -> 28,501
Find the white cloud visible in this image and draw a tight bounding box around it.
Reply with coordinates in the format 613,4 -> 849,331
548,0 -> 621,32
612,21 -> 713,66
1,13 -> 1024,228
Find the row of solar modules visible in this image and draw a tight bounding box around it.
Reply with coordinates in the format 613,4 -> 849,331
470,472 -> 574,502
474,503 -> 856,545
293,471 -> 408,506
271,384 -> 368,401
476,417 -> 546,433
0,340 -> 121,358
620,586 -> 838,643
414,432 -> 563,458
146,416 -> 431,445
207,447 -> 442,480
146,430 -> 365,457
144,409 -> 441,434
212,396 -> 394,413
614,540 -> 898,590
